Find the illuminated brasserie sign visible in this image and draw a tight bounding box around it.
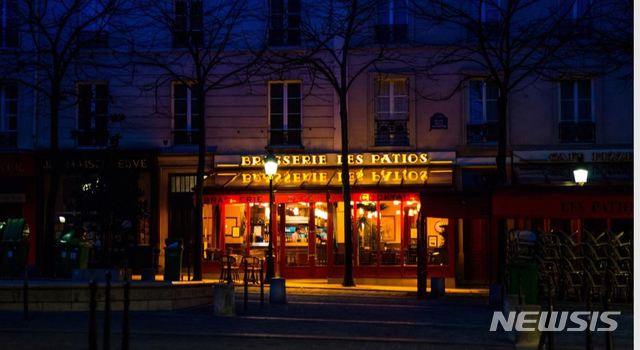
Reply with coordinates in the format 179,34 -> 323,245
211,152 -> 455,189
239,169 -> 431,184
235,152 -> 447,168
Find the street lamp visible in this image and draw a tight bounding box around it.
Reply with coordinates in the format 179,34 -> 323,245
573,166 -> 588,186
264,152 -> 278,282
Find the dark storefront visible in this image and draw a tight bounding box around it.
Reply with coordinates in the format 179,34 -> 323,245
0,153 -> 37,266
38,151 -> 158,271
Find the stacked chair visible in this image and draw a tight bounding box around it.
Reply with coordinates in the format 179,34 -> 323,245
534,230 -> 632,303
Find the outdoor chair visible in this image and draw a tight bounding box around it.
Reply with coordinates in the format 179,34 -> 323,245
219,255 -> 240,283
240,256 -> 262,285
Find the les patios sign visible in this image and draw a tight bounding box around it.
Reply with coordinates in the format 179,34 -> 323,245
232,152 -> 453,168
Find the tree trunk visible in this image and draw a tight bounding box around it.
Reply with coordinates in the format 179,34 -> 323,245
496,93 -> 509,185
339,91 -> 355,286
42,85 -> 61,276
192,85 -> 206,281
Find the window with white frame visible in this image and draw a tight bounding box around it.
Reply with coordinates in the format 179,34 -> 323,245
77,82 -> 109,147
78,0 -> 111,48
467,79 -> 498,143
173,82 -> 201,145
559,79 -> 594,142
173,0 -> 203,48
0,82 -> 17,147
374,78 -> 409,146
269,0 -> 300,46
269,82 -> 301,146
559,0 -> 589,19
480,0 -> 501,22
0,0 -> 18,48
375,0 -> 408,43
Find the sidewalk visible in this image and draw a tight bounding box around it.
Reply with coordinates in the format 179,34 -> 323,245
197,274 -> 489,296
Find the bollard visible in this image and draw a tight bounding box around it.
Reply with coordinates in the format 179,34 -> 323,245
547,283 -> 555,350
518,275 -> 523,306
89,281 -> 97,350
603,273 -> 613,350
243,258 -> 249,312
259,262 -> 264,306
103,270 -> 111,350
585,285 -> 593,350
226,255 -> 233,284
122,281 -> 130,350
23,264 -> 28,321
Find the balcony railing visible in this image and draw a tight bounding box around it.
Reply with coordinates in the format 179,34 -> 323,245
174,129 -> 201,145
374,120 -> 409,146
559,121 -> 595,143
374,24 -> 408,44
269,128 -> 301,147
0,132 -> 16,147
467,122 -> 498,143
76,129 -> 108,147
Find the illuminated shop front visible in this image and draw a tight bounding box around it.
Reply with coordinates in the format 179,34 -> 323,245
201,152 -> 465,280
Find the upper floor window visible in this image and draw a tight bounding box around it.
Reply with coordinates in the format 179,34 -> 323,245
480,0 -> 501,23
374,78 -> 409,146
467,79 -> 498,143
0,0 -> 18,48
559,0 -> 589,20
375,0 -> 408,43
559,79 -> 594,142
0,81 -> 17,147
269,82 -> 301,147
77,0 -> 110,49
173,82 -> 201,145
173,0 -> 203,48
77,82 -> 109,147
269,0 -> 300,46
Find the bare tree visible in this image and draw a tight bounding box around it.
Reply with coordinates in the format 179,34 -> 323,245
412,0 -> 614,184
411,0 -> 630,292
1,0 -> 128,273
125,0 -> 265,280
267,0 -> 390,286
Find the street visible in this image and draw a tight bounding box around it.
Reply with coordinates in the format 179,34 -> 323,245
0,288 -> 633,349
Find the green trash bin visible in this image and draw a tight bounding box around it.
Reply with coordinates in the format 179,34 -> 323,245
55,229 -> 91,277
0,218 -> 29,278
508,261 -> 539,304
164,239 -> 183,282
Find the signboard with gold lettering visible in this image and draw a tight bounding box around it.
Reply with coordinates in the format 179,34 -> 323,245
217,152 -> 454,168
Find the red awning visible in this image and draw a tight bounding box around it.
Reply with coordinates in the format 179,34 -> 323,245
492,189 -> 632,219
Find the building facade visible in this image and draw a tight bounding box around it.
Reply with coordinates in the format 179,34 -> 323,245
0,0 -> 632,284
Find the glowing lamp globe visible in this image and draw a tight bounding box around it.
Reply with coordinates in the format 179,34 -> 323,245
264,153 -> 278,177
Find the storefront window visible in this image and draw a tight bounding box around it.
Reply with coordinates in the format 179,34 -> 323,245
380,200 -> 401,265
404,201 -> 419,265
285,202 -> 309,266
426,217 -> 448,266
333,202 -> 344,265
356,201 -> 378,266
224,203 -> 246,254
314,202 -> 328,266
203,203 -> 215,260
249,203 -> 270,258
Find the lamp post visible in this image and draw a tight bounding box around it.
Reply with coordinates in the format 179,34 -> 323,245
573,165 -> 588,186
264,152 -> 278,282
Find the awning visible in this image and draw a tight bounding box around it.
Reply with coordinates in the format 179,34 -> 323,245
492,188 -> 633,219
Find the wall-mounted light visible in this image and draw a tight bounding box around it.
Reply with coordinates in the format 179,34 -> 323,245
58,216 -> 66,224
